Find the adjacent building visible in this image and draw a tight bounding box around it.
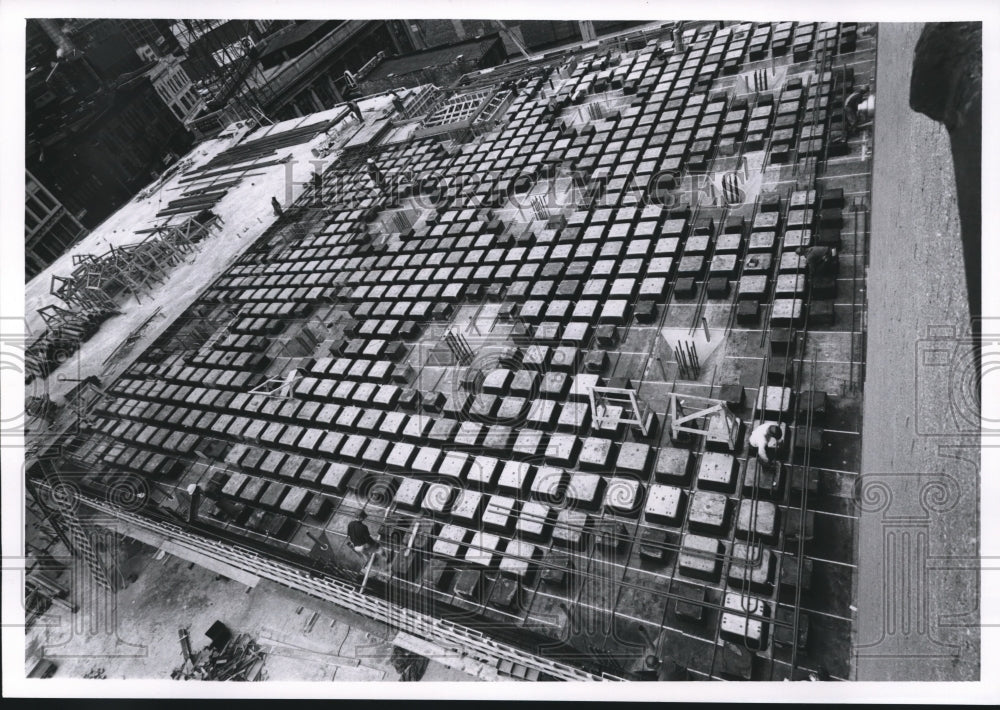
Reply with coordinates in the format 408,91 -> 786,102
185,20 -> 418,136
117,18 -> 183,59
358,33 -> 507,96
403,19 -> 647,56
146,54 -> 203,123
25,170 -> 88,280
25,19 -> 193,255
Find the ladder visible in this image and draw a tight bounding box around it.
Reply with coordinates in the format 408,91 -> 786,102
63,508 -> 117,591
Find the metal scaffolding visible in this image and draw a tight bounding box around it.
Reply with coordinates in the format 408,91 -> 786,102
27,219 -> 213,382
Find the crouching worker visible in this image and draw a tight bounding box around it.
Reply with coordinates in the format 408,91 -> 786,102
796,245 -> 838,279
347,511 -> 380,559
749,422 -> 784,468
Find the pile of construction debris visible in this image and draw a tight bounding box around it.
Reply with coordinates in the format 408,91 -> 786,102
171,627 -> 266,681
390,646 -> 429,682
27,217 -> 212,384
25,308 -> 117,382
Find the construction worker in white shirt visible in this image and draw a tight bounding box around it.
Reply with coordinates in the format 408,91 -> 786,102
748,422 -> 784,465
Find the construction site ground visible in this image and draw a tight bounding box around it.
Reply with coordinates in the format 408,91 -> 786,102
26,537 -> 473,682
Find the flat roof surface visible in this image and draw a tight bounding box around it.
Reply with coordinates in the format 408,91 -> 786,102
364,34 -> 504,82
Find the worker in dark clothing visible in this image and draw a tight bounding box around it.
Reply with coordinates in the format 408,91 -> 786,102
796,245 -> 838,278
271,196 -> 283,218
391,91 -> 406,116
347,100 -> 364,122
347,511 -> 378,556
366,157 -> 385,189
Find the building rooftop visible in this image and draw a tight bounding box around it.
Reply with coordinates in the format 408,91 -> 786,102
257,20 -> 345,68
364,33 -> 505,83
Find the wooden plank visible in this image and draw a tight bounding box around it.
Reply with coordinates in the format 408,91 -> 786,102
178,157 -> 290,184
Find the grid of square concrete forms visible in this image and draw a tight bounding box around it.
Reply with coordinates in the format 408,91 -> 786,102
74,19 -> 872,682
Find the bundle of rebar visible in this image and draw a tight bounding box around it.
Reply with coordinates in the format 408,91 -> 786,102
444,331 -> 474,365
530,195 -> 550,220
674,339 -> 702,380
